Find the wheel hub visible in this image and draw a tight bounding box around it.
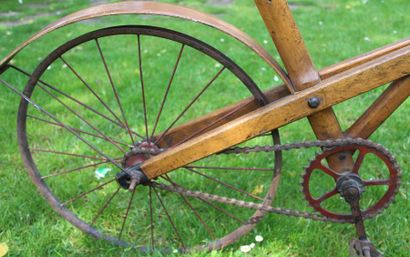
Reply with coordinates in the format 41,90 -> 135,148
122,141 -> 161,168
116,141 -> 161,190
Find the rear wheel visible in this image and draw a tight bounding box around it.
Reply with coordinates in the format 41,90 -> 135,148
18,25 -> 281,251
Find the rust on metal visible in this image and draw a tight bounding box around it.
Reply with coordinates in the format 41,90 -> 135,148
302,144 -> 400,221
0,1 -> 292,90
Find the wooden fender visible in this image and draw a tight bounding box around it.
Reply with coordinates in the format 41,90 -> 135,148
0,1 -> 292,90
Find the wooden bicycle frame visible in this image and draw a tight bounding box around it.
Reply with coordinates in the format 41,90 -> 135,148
140,0 -> 410,179
0,1 -> 408,180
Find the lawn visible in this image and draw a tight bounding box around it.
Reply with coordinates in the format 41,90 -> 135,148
0,0 -> 409,256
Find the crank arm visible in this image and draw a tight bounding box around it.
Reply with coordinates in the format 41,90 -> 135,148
338,173 -> 384,257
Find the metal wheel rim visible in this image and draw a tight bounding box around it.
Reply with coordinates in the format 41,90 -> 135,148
17,25 -> 281,251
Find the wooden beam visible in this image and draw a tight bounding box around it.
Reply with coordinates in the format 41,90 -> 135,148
256,0 -> 352,171
320,38 -> 410,79
141,45 -> 410,179
346,76 -> 410,139
155,37 -> 410,148
156,86 -> 289,147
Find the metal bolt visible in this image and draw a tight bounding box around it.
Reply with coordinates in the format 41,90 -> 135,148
308,97 -> 321,108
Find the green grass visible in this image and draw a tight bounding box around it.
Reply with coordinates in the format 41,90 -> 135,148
0,0 -> 409,256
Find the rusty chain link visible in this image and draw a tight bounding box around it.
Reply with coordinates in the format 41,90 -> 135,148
150,137 -> 401,224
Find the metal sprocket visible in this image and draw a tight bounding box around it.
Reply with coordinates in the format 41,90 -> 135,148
301,142 -> 401,222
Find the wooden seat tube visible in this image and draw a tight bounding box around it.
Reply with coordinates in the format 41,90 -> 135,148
255,0 -> 353,170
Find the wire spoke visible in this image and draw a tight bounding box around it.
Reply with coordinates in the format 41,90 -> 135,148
176,100 -> 253,146
38,78 -> 126,133
62,178 -> 116,206
162,175 -> 215,239
10,65 -> 144,141
149,186 -> 155,250
41,160 -> 111,179
155,180 -> 244,223
37,83 -> 126,153
32,148 -> 108,161
59,57 -> 126,127
118,188 -> 137,239
91,186 -> 121,225
28,115 -> 129,147
137,35 -> 149,140
153,187 -> 186,249
185,167 -> 264,201
155,67 -> 225,144
197,194 -> 244,224
151,44 -> 185,138
95,39 -> 136,145
0,78 -> 124,173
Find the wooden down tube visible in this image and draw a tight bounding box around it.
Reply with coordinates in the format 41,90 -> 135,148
255,0 -> 353,171
320,38 -> 410,80
156,86 -> 289,147
141,46 -> 410,179
346,76 -> 410,139
156,37 -> 410,148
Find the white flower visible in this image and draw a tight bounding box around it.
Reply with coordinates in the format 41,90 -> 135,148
364,36 -> 371,41
250,243 -> 255,248
318,21 -> 324,26
273,75 -> 280,82
240,245 -> 251,253
263,39 -> 269,44
18,0 -> 23,4
6,31 -> 12,36
172,249 -> 178,253
255,235 -> 264,242
220,38 -> 225,42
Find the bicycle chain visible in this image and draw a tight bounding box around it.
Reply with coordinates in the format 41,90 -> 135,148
150,138 -> 401,224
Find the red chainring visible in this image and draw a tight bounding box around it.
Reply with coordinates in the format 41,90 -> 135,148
302,144 -> 400,221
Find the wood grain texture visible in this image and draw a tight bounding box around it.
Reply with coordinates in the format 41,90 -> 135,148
255,0 -> 320,90
156,86 -> 289,147
346,76 -> 410,139
0,1 -> 292,89
255,0 -> 351,171
141,45 -> 410,179
320,38 -> 410,79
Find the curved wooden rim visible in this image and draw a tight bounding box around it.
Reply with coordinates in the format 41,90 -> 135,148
0,1 -> 293,90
